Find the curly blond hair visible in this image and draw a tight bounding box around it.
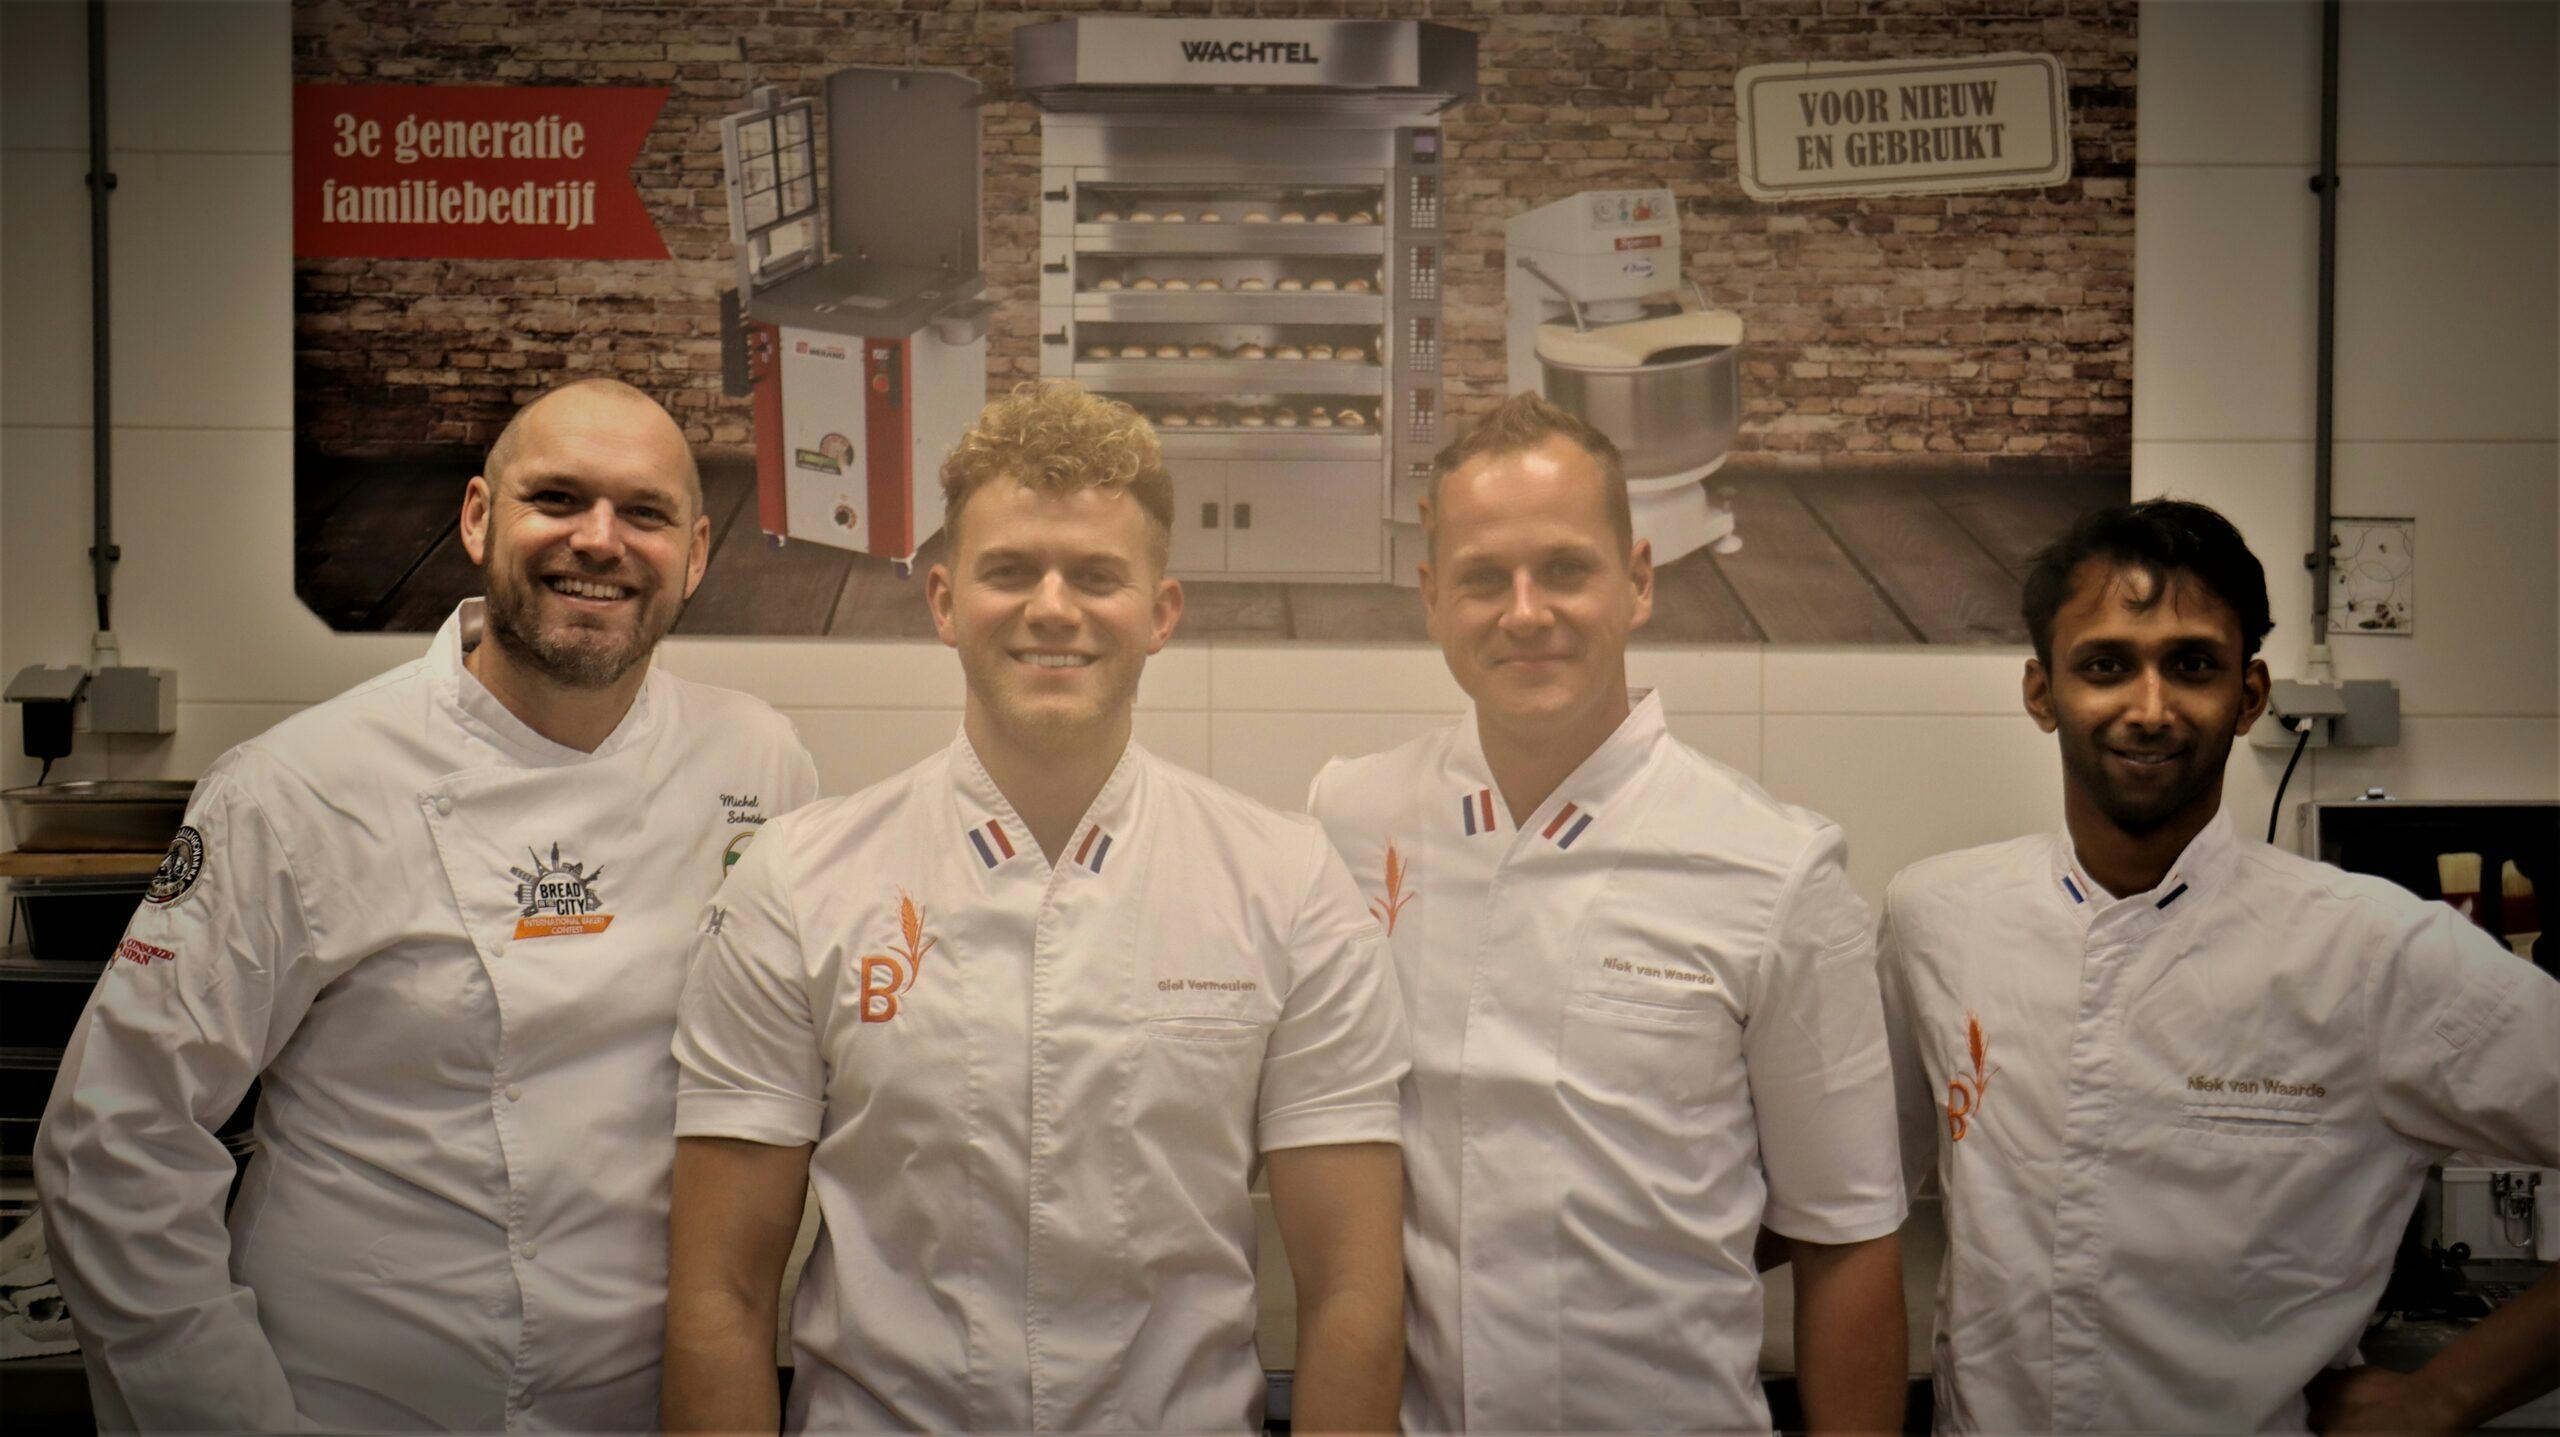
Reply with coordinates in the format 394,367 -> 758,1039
940,381 -> 1174,566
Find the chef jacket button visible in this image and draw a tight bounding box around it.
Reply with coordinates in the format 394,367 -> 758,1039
431,795 -> 453,816
517,1242 -> 538,1260
505,1084 -> 523,1102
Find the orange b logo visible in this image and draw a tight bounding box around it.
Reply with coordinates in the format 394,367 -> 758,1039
859,956 -> 905,1023
856,889 -> 938,1025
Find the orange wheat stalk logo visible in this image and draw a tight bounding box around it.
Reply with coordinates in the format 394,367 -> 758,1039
1946,1011 -> 1999,1141
1370,841 -> 1415,935
858,888 -> 939,1024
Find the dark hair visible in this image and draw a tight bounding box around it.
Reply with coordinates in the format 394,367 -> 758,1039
2020,499 -> 2274,664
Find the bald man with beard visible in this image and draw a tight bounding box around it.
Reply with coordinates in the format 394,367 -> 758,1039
37,379 -> 820,1433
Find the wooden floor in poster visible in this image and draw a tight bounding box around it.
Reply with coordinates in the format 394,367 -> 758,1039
297,459 -> 2123,646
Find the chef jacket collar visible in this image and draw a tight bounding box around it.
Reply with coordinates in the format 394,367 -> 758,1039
430,599 -> 660,767
948,725 -> 1141,880
2052,808 -> 2238,938
1457,687 -> 1665,847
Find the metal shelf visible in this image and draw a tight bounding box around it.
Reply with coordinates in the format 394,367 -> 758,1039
1071,292 -> 1383,323
1153,431 -> 1384,459
1071,224 -> 1385,255
0,947 -> 107,984
1073,359 -> 1386,395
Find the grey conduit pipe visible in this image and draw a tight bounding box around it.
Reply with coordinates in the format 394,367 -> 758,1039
87,0 -> 121,635
2307,0 -> 2340,635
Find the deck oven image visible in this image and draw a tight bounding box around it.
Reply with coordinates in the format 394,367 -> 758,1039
718,70 -> 993,573
1016,18 -> 1476,584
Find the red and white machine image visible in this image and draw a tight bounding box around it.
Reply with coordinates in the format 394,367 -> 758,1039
718,70 -> 991,571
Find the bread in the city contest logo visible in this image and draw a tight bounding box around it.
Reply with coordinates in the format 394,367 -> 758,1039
510,842 -> 614,940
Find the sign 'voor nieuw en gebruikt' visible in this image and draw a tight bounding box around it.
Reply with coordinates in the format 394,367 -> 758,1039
1735,53 -> 2072,202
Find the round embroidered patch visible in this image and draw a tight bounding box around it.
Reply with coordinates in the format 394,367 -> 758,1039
145,824 -> 206,907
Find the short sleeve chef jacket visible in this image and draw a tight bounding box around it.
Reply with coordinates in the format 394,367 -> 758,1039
1309,692 -> 1907,1433
1880,812 -> 2560,1434
35,604 -> 818,1434
674,735 -> 1407,1434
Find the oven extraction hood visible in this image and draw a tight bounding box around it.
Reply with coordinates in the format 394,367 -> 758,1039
1015,18 -> 1478,114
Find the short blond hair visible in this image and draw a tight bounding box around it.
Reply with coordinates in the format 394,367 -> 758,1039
1427,392 -> 1632,556
940,381 -> 1174,566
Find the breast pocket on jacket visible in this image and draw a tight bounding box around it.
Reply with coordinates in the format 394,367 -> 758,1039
1136,1013 -> 1270,1129
2180,1090 -> 2325,1150
1558,981 -> 1737,1114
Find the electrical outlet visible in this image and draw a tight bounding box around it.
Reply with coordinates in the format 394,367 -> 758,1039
2254,677 -> 2400,749
2257,679 -> 2346,749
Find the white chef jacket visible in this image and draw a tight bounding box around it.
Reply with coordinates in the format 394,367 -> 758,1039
1309,692 -> 1908,1434
1880,812 -> 2560,1434
35,603 -> 818,1434
674,733 -> 1407,1434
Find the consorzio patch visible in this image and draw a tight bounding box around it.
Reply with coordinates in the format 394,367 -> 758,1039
145,824 -> 207,907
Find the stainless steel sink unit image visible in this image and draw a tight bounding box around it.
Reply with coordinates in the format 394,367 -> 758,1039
1016,19 -> 1477,584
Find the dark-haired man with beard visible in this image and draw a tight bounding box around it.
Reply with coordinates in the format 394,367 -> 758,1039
1879,498 -> 2558,1435
38,379 -> 817,1433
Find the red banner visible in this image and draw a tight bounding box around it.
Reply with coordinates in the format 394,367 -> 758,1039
294,85 -> 669,260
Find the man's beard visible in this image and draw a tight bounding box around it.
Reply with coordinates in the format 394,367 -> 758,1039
2063,723 -> 2238,837
482,566 -> 675,690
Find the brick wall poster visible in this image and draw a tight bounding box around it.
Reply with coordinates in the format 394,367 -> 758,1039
293,1 -> 2133,645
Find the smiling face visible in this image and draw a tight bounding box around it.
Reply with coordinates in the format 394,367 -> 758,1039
1421,435 -> 1653,745
2025,559 -> 2271,840
928,478 -> 1181,755
460,385 -> 707,691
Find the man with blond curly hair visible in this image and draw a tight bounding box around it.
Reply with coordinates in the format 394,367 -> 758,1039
663,382 -> 1410,1435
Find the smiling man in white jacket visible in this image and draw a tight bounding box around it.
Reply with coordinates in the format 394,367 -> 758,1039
1880,498 -> 2559,1434
36,379 -> 818,1433
1310,394 -> 1910,1435
662,381 -> 1407,1436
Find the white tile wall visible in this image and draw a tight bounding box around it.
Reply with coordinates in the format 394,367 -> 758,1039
2333,168 -> 2558,442
657,639 -> 1207,713
1207,711 -> 1450,813
2135,0 -> 2322,167
2131,167 -> 2321,442
786,707 -> 966,799
103,1 -> 292,156
2330,443 -> 2559,716
1,427 -> 95,689
106,152 -> 296,429
1664,713 -> 1761,781
2338,2 -> 2560,166
1209,645 -> 1459,714
1,150 -> 94,427
1133,708 -> 1212,776
1,0 -> 2553,876
2312,716 -> 2560,802
1208,643 -> 1761,715
656,641 -> 967,711
0,2 -> 89,153
1762,717 -> 2068,898
1763,648 -> 2030,716
97,427 -> 416,700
